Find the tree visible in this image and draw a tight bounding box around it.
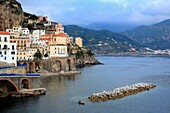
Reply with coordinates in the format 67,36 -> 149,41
34,49 -> 42,60
29,14 -> 38,20
44,53 -> 48,58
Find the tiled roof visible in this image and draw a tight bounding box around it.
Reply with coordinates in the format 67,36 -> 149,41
53,33 -> 67,37
41,34 -> 50,37
39,38 -> 50,40
0,31 -> 10,35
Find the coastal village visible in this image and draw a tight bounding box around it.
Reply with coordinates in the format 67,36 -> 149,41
0,16 -> 83,66
0,15 -> 99,97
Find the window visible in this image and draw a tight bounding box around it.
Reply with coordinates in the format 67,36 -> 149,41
12,57 -> 14,60
4,45 -> 7,49
0,37 -> 1,41
0,45 -> 1,49
4,57 -> 6,60
4,51 -> 7,55
11,51 -> 15,55
12,45 -> 15,50
4,37 -> 7,42
0,51 -> 2,54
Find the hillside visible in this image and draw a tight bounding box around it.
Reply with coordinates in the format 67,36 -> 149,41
0,0 -> 24,30
123,19 -> 170,50
65,25 -> 140,55
86,22 -> 137,33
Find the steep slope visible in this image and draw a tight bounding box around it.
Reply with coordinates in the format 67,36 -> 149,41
0,0 -> 24,30
65,25 -> 140,54
124,19 -> 170,50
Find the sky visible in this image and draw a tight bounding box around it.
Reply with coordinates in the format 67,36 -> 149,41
17,0 -> 170,26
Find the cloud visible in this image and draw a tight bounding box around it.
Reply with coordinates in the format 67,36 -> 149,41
99,0 -> 128,8
17,0 -> 170,25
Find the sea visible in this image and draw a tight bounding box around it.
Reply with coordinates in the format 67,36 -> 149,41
1,56 -> 170,113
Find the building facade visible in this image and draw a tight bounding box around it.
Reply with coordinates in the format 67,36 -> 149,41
75,37 -> 83,47
0,31 -> 17,65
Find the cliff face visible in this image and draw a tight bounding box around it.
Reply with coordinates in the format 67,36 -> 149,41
0,0 -> 24,30
76,53 -> 101,67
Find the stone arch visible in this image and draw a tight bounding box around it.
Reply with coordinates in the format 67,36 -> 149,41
17,61 -> 21,66
73,58 -> 76,67
52,60 -> 62,72
66,59 -> 71,71
26,62 -> 29,73
35,62 -> 40,72
21,79 -> 30,89
29,62 -> 35,73
0,79 -> 18,97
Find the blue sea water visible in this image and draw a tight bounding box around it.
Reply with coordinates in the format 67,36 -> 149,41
1,56 -> 170,113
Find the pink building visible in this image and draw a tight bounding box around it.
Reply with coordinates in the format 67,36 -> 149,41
38,16 -> 48,22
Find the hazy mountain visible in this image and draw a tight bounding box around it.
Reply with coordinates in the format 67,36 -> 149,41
65,25 -> 140,54
85,22 -> 138,33
123,19 -> 170,50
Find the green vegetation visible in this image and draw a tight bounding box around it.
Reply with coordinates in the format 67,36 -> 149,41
34,49 -> 42,60
76,49 -> 84,58
86,49 -> 94,56
28,14 -> 38,20
123,19 -> 170,49
64,25 -> 140,54
44,53 -> 48,58
26,24 -> 35,30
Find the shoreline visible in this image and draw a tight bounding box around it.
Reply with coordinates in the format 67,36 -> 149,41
40,70 -> 81,79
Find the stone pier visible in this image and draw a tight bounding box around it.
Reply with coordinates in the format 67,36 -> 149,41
88,83 -> 156,102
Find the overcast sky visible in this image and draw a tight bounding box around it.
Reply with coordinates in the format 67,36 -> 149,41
17,0 -> 170,25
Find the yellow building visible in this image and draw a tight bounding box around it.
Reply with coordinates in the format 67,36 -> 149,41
75,37 -> 83,47
27,47 -> 38,60
55,23 -> 64,34
17,50 -> 29,61
10,36 -> 30,49
48,45 -> 68,58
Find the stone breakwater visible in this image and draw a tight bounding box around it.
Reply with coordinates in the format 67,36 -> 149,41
88,83 -> 156,102
10,88 -> 46,98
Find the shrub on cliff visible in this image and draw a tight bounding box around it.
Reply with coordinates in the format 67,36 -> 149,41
34,49 -> 42,60
76,50 -> 84,58
86,49 -> 94,56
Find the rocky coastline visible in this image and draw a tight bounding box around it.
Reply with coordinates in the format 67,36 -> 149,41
76,54 -> 102,67
88,83 -> 156,102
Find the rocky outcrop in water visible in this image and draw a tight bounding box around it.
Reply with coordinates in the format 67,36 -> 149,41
73,47 -> 101,67
88,83 -> 156,102
76,54 -> 101,67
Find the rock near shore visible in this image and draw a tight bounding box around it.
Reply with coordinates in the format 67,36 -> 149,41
76,53 -> 101,67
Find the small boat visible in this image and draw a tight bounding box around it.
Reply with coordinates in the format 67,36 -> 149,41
78,100 -> 85,105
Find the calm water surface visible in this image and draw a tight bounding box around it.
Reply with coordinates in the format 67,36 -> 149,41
1,56 -> 170,113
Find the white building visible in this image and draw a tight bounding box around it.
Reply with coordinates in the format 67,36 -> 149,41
31,30 -> 45,45
44,21 -> 52,27
0,31 -> 17,66
49,45 -> 68,58
20,28 -> 30,36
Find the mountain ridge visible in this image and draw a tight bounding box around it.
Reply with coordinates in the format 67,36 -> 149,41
65,25 -> 141,54
123,19 -> 170,50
